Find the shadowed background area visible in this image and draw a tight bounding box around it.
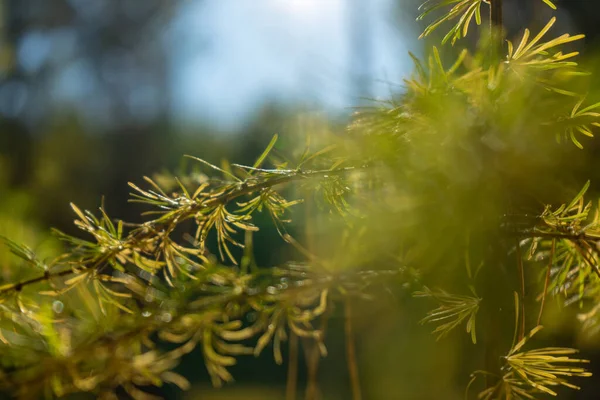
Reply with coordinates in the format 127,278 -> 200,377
1,0 -> 600,399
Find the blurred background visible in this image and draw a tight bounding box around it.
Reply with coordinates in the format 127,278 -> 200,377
1,0 -> 600,399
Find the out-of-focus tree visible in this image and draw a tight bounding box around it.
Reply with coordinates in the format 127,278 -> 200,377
2,0 -> 172,129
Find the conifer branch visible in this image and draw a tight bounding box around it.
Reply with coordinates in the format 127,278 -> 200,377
0,166 -> 357,297
3,0 -> 600,397
0,260 -> 398,397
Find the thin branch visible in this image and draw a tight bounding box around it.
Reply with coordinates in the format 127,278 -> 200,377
304,299 -> 333,400
537,239 -> 555,326
345,297 -> 362,400
286,332 -> 299,400
515,238 -> 526,342
489,0 -> 503,31
510,230 -> 600,278
303,181 -> 319,400
573,241 -> 600,279
489,0 -> 503,60
304,340 -> 320,400
513,231 -> 595,241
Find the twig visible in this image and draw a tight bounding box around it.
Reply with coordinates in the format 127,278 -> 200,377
286,332 -> 299,400
304,299 -> 333,400
537,239 -> 555,326
489,0 -> 503,61
304,341 -> 320,400
515,238 -> 526,342
512,231 -> 596,241
489,0 -> 503,31
511,230 -> 600,279
303,184 -> 319,400
345,297 -> 362,400
573,241 -> 600,279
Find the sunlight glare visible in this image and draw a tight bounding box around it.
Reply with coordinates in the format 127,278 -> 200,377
272,0 -> 343,17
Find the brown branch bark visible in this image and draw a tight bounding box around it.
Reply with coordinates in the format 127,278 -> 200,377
345,298 -> 362,400
515,238 -> 526,341
286,332 -> 299,400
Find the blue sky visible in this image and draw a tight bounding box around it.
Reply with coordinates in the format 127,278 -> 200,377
12,0 -> 416,131
170,0 -> 415,130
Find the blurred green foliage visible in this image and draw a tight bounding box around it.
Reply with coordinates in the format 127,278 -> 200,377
5,0 -> 600,399
0,155 -> 61,282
